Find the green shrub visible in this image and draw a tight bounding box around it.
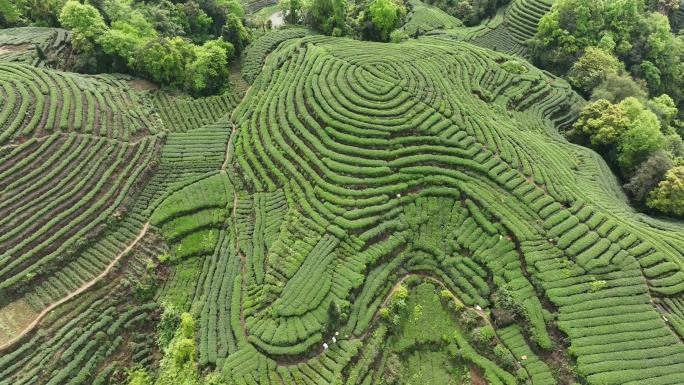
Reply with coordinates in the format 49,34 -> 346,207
501,60 -> 527,74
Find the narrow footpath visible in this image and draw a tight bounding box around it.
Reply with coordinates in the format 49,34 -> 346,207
0,222 -> 150,351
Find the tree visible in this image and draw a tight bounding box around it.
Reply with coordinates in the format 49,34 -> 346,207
156,304 -> 181,348
327,300 -> 341,327
201,0 -> 240,36
330,0 -> 348,33
646,0 -> 679,12
573,96 -> 669,175
391,284 -> 409,301
665,134 -> 684,157
98,21 -> 152,61
307,0 -> 347,34
184,39 -> 231,97
446,0 -> 507,25
567,47 -> 619,93
180,312 -> 194,338
181,0 -> 213,43
532,0 -> 608,70
389,29 -> 407,42
308,0 -> 334,32
83,7 -> 233,97
94,0 -> 157,60
368,0 -> 404,41
647,166 -> 684,216
617,98 -> 666,171
221,13 -> 250,55
220,0 -> 245,18
173,338 -> 194,365
531,0 -> 684,110
640,13 -> 683,98
279,0 -> 302,24
640,60 -> 662,92
102,0 -> 156,37
155,312 -> 201,384
648,94 -> 678,131
126,366 -> 152,385
591,71 -> 647,103
620,96 -> 648,121
383,354 -> 401,383
573,99 -> 629,145
17,0 -> 66,27
205,372 -> 230,385
455,1 -> 473,22
604,0 -> 642,44
0,0 -> 20,27
142,1 -> 185,37
624,150 -> 674,201
59,0 -> 107,51
491,286 -> 523,314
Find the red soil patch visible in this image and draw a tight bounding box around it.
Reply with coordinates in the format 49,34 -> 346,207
469,365 -> 487,385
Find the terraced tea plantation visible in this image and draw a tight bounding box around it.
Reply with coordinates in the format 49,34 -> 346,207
2,4 -> 684,384
0,63 -> 162,295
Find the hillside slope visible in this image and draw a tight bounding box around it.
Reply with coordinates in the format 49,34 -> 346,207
222,35 -> 684,384
2,26 -> 684,385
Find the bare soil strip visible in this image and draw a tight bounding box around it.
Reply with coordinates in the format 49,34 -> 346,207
0,44 -> 29,55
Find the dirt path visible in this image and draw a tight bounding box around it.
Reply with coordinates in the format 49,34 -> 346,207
221,85 -> 252,334
0,222 -> 150,352
220,76 -> 270,342
221,84 -> 252,171
231,188 -> 247,333
220,120 -> 236,171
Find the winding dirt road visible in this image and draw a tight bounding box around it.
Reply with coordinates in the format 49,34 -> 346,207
0,222 -> 150,351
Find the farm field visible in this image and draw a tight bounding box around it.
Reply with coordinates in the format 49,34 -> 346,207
2,1 -> 684,384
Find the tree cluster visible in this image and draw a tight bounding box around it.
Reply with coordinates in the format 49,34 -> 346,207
531,0 -> 684,106
0,0 -> 66,28
279,0 -> 406,42
531,0 -> 684,217
305,0 -> 348,35
130,310 -> 233,385
571,94 -> 684,215
363,0 -> 406,41
379,284 -> 409,331
7,0 -> 252,96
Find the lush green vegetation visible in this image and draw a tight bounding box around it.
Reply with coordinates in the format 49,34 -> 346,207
525,0 -> 684,215
219,34 -> 684,384
2,0 -> 251,96
3,0 -> 684,384
276,0 -> 407,41
531,0 -> 683,100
